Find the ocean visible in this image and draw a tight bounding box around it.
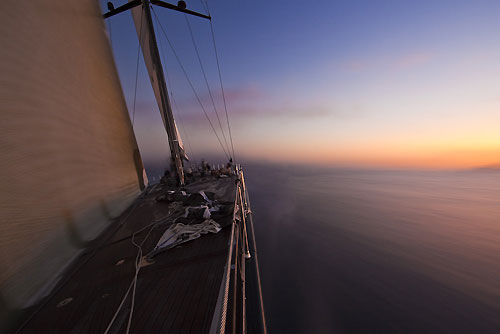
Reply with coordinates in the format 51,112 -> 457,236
242,164 -> 500,333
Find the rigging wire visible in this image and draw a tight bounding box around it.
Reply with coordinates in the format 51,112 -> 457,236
199,0 -> 209,14
184,14 -> 231,157
131,7 -> 144,127
204,1 -> 237,163
154,17 -> 197,165
151,6 -> 230,160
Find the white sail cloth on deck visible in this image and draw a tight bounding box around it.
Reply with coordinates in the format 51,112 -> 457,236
152,220 -> 221,255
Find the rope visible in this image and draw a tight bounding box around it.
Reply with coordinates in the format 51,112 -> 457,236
151,6 -> 230,160
184,14 -> 231,156
104,201 -> 216,332
132,7 -> 144,127
103,220 -> 156,334
103,210 -> 179,333
205,1 -> 236,163
125,222 -> 156,334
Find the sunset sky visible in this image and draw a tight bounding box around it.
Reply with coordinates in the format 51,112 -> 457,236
103,0 -> 500,169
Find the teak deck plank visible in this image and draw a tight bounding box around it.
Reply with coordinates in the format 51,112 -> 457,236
17,176 -> 236,334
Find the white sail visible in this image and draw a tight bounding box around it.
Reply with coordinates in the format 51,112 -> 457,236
131,3 -> 189,162
174,120 -> 189,160
0,0 -> 147,321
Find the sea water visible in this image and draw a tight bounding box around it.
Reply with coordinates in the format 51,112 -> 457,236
243,164 -> 500,333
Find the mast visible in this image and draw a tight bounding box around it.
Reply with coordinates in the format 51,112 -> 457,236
104,0 -> 210,186
134,0 -> 185,185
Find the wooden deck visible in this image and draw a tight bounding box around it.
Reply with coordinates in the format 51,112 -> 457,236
16,175 -> 237,333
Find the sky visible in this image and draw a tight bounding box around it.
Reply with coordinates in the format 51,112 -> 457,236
102,0 -> 500,169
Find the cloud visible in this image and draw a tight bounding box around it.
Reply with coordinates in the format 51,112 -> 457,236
227,104 -> 332,119
394,52 -> 433,69
169,104 -> 333,126
223,84 -> 263,101
341,60 -> 370,72
138,84 -> 334,123
339,51 -> 434,72
132,83 -> 367,129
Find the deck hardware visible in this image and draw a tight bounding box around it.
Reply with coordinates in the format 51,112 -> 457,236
56,297 -> 73,308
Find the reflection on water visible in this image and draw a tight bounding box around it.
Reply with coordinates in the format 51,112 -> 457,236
244,164 -> 500,333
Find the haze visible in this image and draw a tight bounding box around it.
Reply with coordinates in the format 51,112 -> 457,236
105,0 -> 500,169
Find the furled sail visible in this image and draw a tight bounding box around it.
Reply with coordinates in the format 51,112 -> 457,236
131,2 -> 189,163
174,120 -> 189,160
0,0 -> 147,329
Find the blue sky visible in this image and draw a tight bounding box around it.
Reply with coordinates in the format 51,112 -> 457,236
102,0 -> 500,168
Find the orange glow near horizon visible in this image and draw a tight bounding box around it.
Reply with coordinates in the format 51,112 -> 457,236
230,98 -> 500,169
240,146 -> 500,169
236,134 -> 500,169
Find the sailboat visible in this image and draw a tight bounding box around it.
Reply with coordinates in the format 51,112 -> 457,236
0,0 -> 266,333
